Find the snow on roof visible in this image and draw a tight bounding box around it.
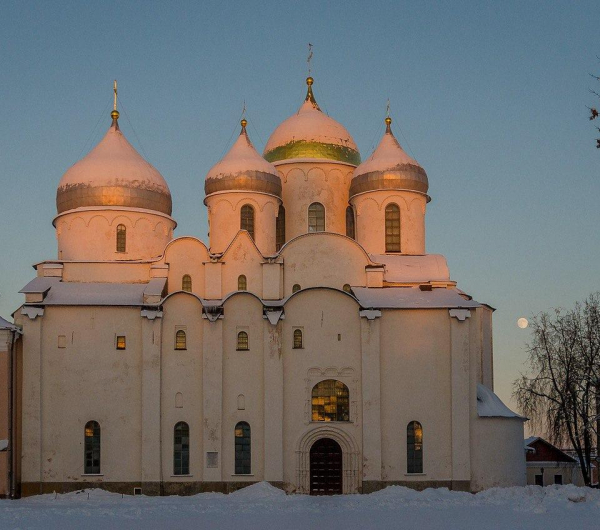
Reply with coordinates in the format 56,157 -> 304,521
143,278 -> 167,298
0,317 -> 17,331
0,439 -> 7,451
19,276 -> 60,294
353,286 -> 480,310
525,436 -> 539,447
33,281 -> 149,306
58,125 -> 170,196
477,384 -> 525,419
206,128 -> 279,182
369,254 -> 450,282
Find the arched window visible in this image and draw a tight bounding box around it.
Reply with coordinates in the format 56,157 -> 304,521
235,421 -> 251,474
182,275 -> 192,292
240,204 -> 255,240
308,202 -> 325,232
407,421 -> 423,473
237,331 -> 249,351
292,284 -> 301,293
311,380 -> 350,422
385,203 -> 401,252
84,421 -> 101,474
276,205 -> 286,251
116,224 -> 126,252
238,275 -> 247,291
174,422 -> 190,475
175,330 -> 186,350
346,206 -> 355,239
293,329 -> 303,349
343,284 -> 352,294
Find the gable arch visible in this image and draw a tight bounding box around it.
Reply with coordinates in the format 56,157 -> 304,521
279,233 -> 375,294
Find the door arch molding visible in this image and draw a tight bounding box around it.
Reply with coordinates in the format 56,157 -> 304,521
296,426 -> 360,494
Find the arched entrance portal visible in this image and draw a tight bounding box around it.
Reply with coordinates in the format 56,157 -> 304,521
310,438 -> 343,495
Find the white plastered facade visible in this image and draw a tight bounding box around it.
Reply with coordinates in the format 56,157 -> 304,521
11,81 -> 526,497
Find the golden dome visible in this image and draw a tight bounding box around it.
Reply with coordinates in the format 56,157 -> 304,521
204,120 -> 282,198
263,78 -> 361,166
56,117 -> 172,215
349,117 -> 429,200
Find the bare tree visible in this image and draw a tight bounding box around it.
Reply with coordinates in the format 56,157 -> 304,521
589,64 -> 600,148
514,293 -> 600,486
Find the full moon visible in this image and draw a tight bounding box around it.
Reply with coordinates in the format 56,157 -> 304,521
517,318 -> 529,329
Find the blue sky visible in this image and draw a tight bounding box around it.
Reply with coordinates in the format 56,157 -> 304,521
0,1 -> 598,412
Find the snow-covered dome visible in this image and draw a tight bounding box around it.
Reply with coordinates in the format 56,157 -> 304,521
56,114 -> 172,215
263,77 -> 361,166
349,117 -> 429,200
205,120 -> 282,198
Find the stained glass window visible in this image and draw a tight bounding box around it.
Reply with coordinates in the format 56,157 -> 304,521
238,275 -> 247,291
182,275 -> 192,292
116,336 -> 126,350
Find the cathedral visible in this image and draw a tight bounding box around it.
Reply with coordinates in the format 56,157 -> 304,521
3,77 -> 526,497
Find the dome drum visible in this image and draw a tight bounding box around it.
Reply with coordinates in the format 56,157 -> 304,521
56,182 -> 173,215
204,170 -> 282,198
348,165 -> 429,199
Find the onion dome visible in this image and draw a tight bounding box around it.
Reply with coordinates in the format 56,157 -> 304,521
263,77 -> 361,166
349,117 -> 429,200
56,108 -> 172,216
204,119 -> 282,198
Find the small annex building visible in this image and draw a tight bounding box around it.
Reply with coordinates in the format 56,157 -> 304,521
3,77 -> 527,497
525,437 -> 595,487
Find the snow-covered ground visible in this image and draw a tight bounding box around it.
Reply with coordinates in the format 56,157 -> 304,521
1,482 -> 598,530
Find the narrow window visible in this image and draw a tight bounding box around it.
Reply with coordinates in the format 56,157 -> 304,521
311,380 -> 350,422
293,329 -> 303,349
276,205 -> 286,251
116,224 -> 126,252
346,206 -> 355,239
343,284 -> 352,294
407,421 -> 423,473
292,284 -> 301,293
175,330 -> 186,350
385,203 -> 401,252
554,474 -> 563,485
84,421 -> 101,474
238,275 -> 247,291
534,474 -> 543,486
308,202 -> 325,232
240,204 -> 255,240
116,336 -> 126,350
174,421 -> 190,475
182,275 -> 192,292
237,331 -> 249,351
234,421 -> 251,474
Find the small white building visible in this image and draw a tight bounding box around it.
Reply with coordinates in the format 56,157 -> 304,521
525,437 -> 594,487
10,77 -> 526,496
